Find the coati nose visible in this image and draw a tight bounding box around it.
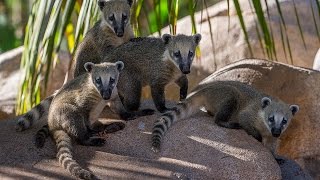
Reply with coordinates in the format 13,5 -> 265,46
116,30 -> 124,37
101,90 -> 112,100
271,128 -> 281,137
180,67 -> 190,74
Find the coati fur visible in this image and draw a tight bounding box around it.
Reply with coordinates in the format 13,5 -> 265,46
41,61 -> 125,180
95,34 -> 201,114
15,0 -> 134,131
151,81 -> 299,161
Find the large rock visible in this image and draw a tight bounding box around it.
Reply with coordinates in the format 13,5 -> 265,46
0,106 -> 282,179
200,58 -> 319,179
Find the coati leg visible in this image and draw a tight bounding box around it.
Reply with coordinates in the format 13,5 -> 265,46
262,136 -> 283,162
175,75 -> 188,101
120,80 -> 142,111
62,114 -> 106,147
90,120 -> 126,134
151,83 -> 174,113
212,97 -> 241,129
118,81 -> 154,119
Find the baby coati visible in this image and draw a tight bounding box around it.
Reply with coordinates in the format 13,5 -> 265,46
40,61 -> 125,180
151,81 -> 299,161
95,34 -> 201,114
16,0 -> 134,131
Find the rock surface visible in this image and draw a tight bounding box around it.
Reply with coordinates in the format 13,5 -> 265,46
200,58 -> 319,179
0,106 -> 282,179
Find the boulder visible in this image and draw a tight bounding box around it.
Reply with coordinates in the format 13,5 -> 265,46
0,106 -> 282,179
200,58 -> 320,179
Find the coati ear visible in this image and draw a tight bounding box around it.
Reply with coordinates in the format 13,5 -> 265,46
98,0 -> 107,11
115,61 -> 124,72
84,62 -> 95,72
290,105 -> 299,116
193,34 -> 202,44
127,0 -> 133,7
162,34 -> 172,44
261,97 -> 271,108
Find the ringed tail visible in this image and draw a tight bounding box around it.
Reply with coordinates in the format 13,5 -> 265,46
151,101 -> 199,153
53,130 -> 98,180
15,94 -> 54,132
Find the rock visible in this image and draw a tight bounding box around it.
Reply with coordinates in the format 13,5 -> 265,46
278,156 -> 313,180
0,103 -> 281,179
312,48 -> 320,71
0,46 -> 23,119
200,58 -> 320,178
145,0 -> 320,101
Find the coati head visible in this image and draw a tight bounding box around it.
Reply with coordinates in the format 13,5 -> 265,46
260,97 -> 299,138
98,0 -> 132,37
163,34 -> 202,74
84,61 -> 124,100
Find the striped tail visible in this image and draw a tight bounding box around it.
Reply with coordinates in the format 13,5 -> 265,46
34,125 -> 50,148
151,102 -> 199,153
15,95 -> 54,132
53,130 -> 98,180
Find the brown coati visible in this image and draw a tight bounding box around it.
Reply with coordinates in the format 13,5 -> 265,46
96,34 -> 201,114
16,0 -> 134,131
151,81 -> 299,161
40,61 -> 125,180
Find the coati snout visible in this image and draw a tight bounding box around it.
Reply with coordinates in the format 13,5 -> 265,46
261,97 -> 299,138
98,0 -> 132,38
162,33 -> 201,75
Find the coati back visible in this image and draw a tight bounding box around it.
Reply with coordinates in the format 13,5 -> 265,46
98,34 -> 202,114
45,61 -> 125,180
15,0 -> 134,131
151,81 -> 299,160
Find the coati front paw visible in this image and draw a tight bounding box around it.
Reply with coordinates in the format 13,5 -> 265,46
179,92 -> 187,101
88,137 -> 106,147
103,122 -> 126,133
138,109 -> 155,116
275,157 -> 285,165
158,107 -> 177,113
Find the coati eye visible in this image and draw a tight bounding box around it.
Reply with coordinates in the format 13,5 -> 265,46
95,77 -> 102,84
282,118 -> 287,125
174,51 -> 181,57
188,51 -> 194,57
122,14 -> 127,20
110,77 -> 115,84
268,116 -> 275,123
108,14 -> 115,21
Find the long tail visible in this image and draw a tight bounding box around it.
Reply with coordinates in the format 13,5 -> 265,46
15,94 -> 54,132
34,125 -> 50,148
53,130 -> 98,180
151,101 -> 199,153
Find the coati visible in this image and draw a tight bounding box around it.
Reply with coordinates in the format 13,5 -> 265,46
97,34 -> 201,113
42,61 -> 125,180
151,81 -> 299,160
73,0 -> 134,77
15,0 -> 134,131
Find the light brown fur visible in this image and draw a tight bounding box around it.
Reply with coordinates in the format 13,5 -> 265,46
152,81 -> 299,161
